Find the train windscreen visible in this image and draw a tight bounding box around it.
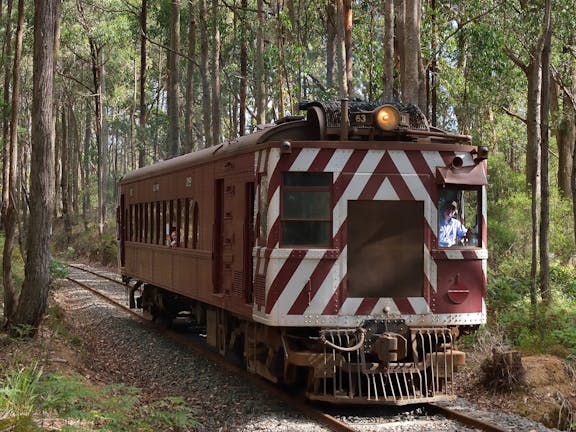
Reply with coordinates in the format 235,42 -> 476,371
347,200 -> 424,298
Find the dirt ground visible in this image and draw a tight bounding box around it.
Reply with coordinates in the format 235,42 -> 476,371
1,298 -> 575,431
457,352 -> 576,430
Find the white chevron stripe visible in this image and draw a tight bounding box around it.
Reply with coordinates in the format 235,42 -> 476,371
267,187 -> 280,244
304,246 -> 346,315
324,148 -> 354,179
374,177 -> 400,200
422,151 -> 446,174
289,148 -> 320,171
424,244 -> 437,292
407,297 -> 432,314
271,251 -> 330,316
338,297 -> 364,315
366,298 -> 401,316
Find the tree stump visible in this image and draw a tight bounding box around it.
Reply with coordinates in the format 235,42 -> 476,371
480,349 -> 526,392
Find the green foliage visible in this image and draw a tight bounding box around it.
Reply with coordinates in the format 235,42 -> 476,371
496,296 -> 576,358
0,367 -> 200,431
0,363 -> 43,420
52,222 -> 118,267
50,258 -> 70,280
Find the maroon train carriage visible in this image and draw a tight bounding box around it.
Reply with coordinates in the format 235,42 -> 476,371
117,100 -> 488,405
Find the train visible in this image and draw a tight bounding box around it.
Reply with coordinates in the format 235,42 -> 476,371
117,99 -> 488,405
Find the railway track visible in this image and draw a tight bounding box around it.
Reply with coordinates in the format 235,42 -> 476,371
63,263 -> 520,432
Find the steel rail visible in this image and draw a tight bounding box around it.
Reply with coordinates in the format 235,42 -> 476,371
65,266 -> 357,432
426,402 -> 510,432
67,265 -> 513,432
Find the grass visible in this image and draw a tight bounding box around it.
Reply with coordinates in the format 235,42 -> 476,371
0,231 -> 201,431
0,365 -> 200,431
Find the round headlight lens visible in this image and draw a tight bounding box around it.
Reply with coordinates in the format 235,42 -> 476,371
374,105 -> 400,131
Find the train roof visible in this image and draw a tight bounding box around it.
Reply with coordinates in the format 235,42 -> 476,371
120,100 -> 474,184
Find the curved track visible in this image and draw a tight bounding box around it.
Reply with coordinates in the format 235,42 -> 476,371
65,263 -> 512,432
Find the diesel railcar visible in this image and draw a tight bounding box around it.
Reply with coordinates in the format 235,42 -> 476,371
117,100 -> 488,405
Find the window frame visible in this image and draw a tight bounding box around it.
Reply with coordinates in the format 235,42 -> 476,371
280,171 -> 333,248
437,186 -> 483,249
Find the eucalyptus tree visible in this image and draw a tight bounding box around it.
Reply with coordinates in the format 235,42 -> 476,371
198,0 -> 211,146
1,0 -> 14,216
10,0 -> 61,334
138,0 -> 147,166
62,0 -> 134,235
183,0 -> 196,149
210,0 -> 221,145
167,0 -> 180,157
2,0 -> 25,325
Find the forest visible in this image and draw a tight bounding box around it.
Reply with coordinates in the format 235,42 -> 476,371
0,0 -> 575,395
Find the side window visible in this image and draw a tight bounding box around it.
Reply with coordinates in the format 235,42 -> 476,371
155,201 -> 161,244
281,172 -> 332,247
186,199 -> 198,248
259,174 -> 268,242
438,188 -> 481,248
129,205 -> 134,241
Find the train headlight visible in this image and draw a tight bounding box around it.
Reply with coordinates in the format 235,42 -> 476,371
374,105 -> 400,131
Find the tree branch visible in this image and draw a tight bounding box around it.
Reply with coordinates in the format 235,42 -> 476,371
502,106 -> 527,124
551,64 -> 576,112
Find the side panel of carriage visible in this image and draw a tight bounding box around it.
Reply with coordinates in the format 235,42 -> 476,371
252,144 -> 487,328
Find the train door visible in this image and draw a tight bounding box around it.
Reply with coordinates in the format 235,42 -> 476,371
347,200 -> 424,299
119,193 -> 126,268
213,179 -> 224,293
244,182 -> 255,303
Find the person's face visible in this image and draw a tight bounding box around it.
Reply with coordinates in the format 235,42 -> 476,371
445,207 -> 457,218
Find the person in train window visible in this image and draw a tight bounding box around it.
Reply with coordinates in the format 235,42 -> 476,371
169,227 -> 177,247
438,201 -> 469,247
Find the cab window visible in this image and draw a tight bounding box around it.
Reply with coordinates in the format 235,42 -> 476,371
281,172 -> 332,247
438,188 -> 481,247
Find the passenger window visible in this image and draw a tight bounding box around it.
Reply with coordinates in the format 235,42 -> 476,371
259,174 -> 268,242
129,205 -> 134,241
150,203 -> 156,244
281,172 -> 332,247
186,199 -> 198,248
155,201 -> 161,244
438,188 -> 481,247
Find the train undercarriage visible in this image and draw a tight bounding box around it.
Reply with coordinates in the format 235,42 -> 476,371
127,282 -> 465,405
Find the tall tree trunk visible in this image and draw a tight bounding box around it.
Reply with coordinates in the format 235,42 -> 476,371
54,106 -> 60,219
238,0 -> 247,136
138,0 -> 147,167
88,40 -> 105,236
61,105 -> 71,238
210,0 -> 220,145
395,0 -> 406,102
429,0 -> 438,124
539,0 -> 552,302
2,0 -> 24,325
336,0 -> 347,98
198,0 -> 211,146
404,0 -> 421,107
326,2 -> 336,90
528,61 -> 542,307
82,104 -> 91,230
1,0 -> 14,222
14,0 -> 59,333
343,0 -> 352,97
255,0 -> 265,124
383,0 -> 394,101
556,61 -> 576,197
276,1 -> 285,117
167,0 -> 180,157
184,0 -> 196,150
69,104 -> 80,222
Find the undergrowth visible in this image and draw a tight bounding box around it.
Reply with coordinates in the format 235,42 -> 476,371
0,364 -> 200,431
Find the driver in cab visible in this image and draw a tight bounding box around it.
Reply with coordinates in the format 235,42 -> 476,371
438,201 -> 469,247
